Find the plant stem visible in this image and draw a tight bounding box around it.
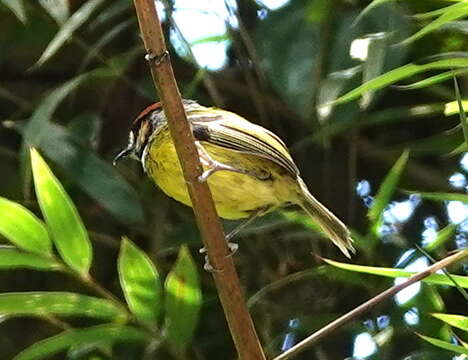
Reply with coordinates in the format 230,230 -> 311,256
273,249 -> 468,360
131,1 -> 266,359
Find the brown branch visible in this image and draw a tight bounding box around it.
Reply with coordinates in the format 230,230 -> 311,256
273,249 -> 468,360
131,1 -> 266,359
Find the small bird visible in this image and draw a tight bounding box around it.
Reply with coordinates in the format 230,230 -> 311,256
114,100 -> 354,257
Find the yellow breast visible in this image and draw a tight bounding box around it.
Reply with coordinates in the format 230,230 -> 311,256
144,131 -> 297,219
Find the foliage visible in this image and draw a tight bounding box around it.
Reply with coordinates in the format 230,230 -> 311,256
0,0 -> 467,358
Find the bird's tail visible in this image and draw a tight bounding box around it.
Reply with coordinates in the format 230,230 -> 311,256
296,178 -> 354,258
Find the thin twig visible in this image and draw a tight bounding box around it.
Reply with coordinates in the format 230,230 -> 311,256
273,249 -> 468,360
131,1 -> 266,359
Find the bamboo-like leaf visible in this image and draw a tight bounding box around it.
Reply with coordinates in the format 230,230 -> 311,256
417,334 -> 468,355
368,150 -> 409,231
1,0 -> 26,23
431,313 -> 468,331
331,58 -> 468,105
13,324 -> 147,360
38,0 -> 69,24
453,75 -> 468,147
0,292 -> 126,322
118,238 -> 161,326
323,258 -> 468,288
424,224 -> 457,252
396,69 -> 468,90
412,191 -> 468,203
0,197 -> 51,254
353,0 -> 393,25
30,149 -> 92,275
445,100 -> 468,116
164,245 -> 202,349
34,0 -> 105,67
401,2 -> 468,45
0,248 -> 61,271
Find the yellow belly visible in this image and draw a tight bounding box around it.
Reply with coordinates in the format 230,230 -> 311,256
144,132 -> 298,219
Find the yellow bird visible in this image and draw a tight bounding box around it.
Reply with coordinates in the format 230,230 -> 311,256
114,100 -> 354,257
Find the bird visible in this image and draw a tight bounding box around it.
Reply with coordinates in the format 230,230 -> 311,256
114,99 -> 354,257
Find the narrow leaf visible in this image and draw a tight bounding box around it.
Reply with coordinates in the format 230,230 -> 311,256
396,69 -> 468,90
323,258 -> 468,288
353,0 -> 393,25
413,192 -> 468,203
118,238 -> 161,326
445,100 -> 468,116
0,292 -> 126,322
424,224 -> 457,252
35,0 -> 105,67
30,149 -> 92,275
401,2 -> 468,45
368,150 -> 409,225
164,245 -> 202,349
417,334 -> 468,355
332,58 -> 468,105
1,0 -> 26,23
0,197 -> 51,254
453,75 -> 468,147
0,248 -> 61,271
13,324 -> 148,360
38,0 -> 69,24
432,313 -> 468,331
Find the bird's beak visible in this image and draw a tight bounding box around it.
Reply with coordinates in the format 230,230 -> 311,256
113,146 -> 133,166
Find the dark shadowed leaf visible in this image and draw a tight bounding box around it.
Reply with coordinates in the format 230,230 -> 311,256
13,324 -> 148,360
324,258 -> 468,288
30,149 -> 92,275
417,333 -> 468,355
118,238 -> 161,326
34,0 -> 105,67
0,292 -> 126,322
164,245 -> 202,349
0,248 -> 61,271
0,197 -> 51,254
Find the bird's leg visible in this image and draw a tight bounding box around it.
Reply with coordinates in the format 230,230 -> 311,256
195,142 -> 259,182
199,207 -> 267,271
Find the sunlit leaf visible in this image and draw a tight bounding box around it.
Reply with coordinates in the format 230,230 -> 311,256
445,100 -> 468,116
0,248 -> 61,271
424,224 -> 457,252
164,245 -> 202,349
34,0 -> 105,67
30,149 -> 92,275
368,150 -> 409,233
332,58 -> 468,105
323,258 -> 468,288
1,0 -> 26,23
13,324 -> 148,360
432,313 -> 468,331
417,333 -> 468,355
0,292 -> 126,322
0,197 -> 51,254
401,2 -> 468,45
118,238 -> 161,326
38,0 -> 69,24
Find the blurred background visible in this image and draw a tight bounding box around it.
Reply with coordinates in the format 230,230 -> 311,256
0,0 -> 467,359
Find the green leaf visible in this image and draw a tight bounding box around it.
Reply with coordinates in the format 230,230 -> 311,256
13,324 -> 148,360
445,99 -> 468,116
1,0 -> 26,23
432,313 -> 468,331
30,149 -> 92,275
453,75 -> 468,147
413,191 -> 468,203
401,2 -> 468,45
34,0 -> 105,67
0,292 -> 126,321
323,258 -> 468,288
164,245 -> 202,349
118,238 -> 161,326
417,333 -> 468,355
424,224 -> 457,252
368,150 -> 409,233
396,69 -> 468,90
332,58 -> 468,105
353,0 -> 393,25
0,248 -> 61,271
0,197 -> 51,254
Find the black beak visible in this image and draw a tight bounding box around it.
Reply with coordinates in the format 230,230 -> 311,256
113,147 -> 133,166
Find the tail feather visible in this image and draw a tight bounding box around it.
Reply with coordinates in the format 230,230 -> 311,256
296,178 -> 354,258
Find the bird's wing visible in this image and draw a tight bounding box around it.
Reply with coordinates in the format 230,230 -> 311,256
190,110 -> 300,177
